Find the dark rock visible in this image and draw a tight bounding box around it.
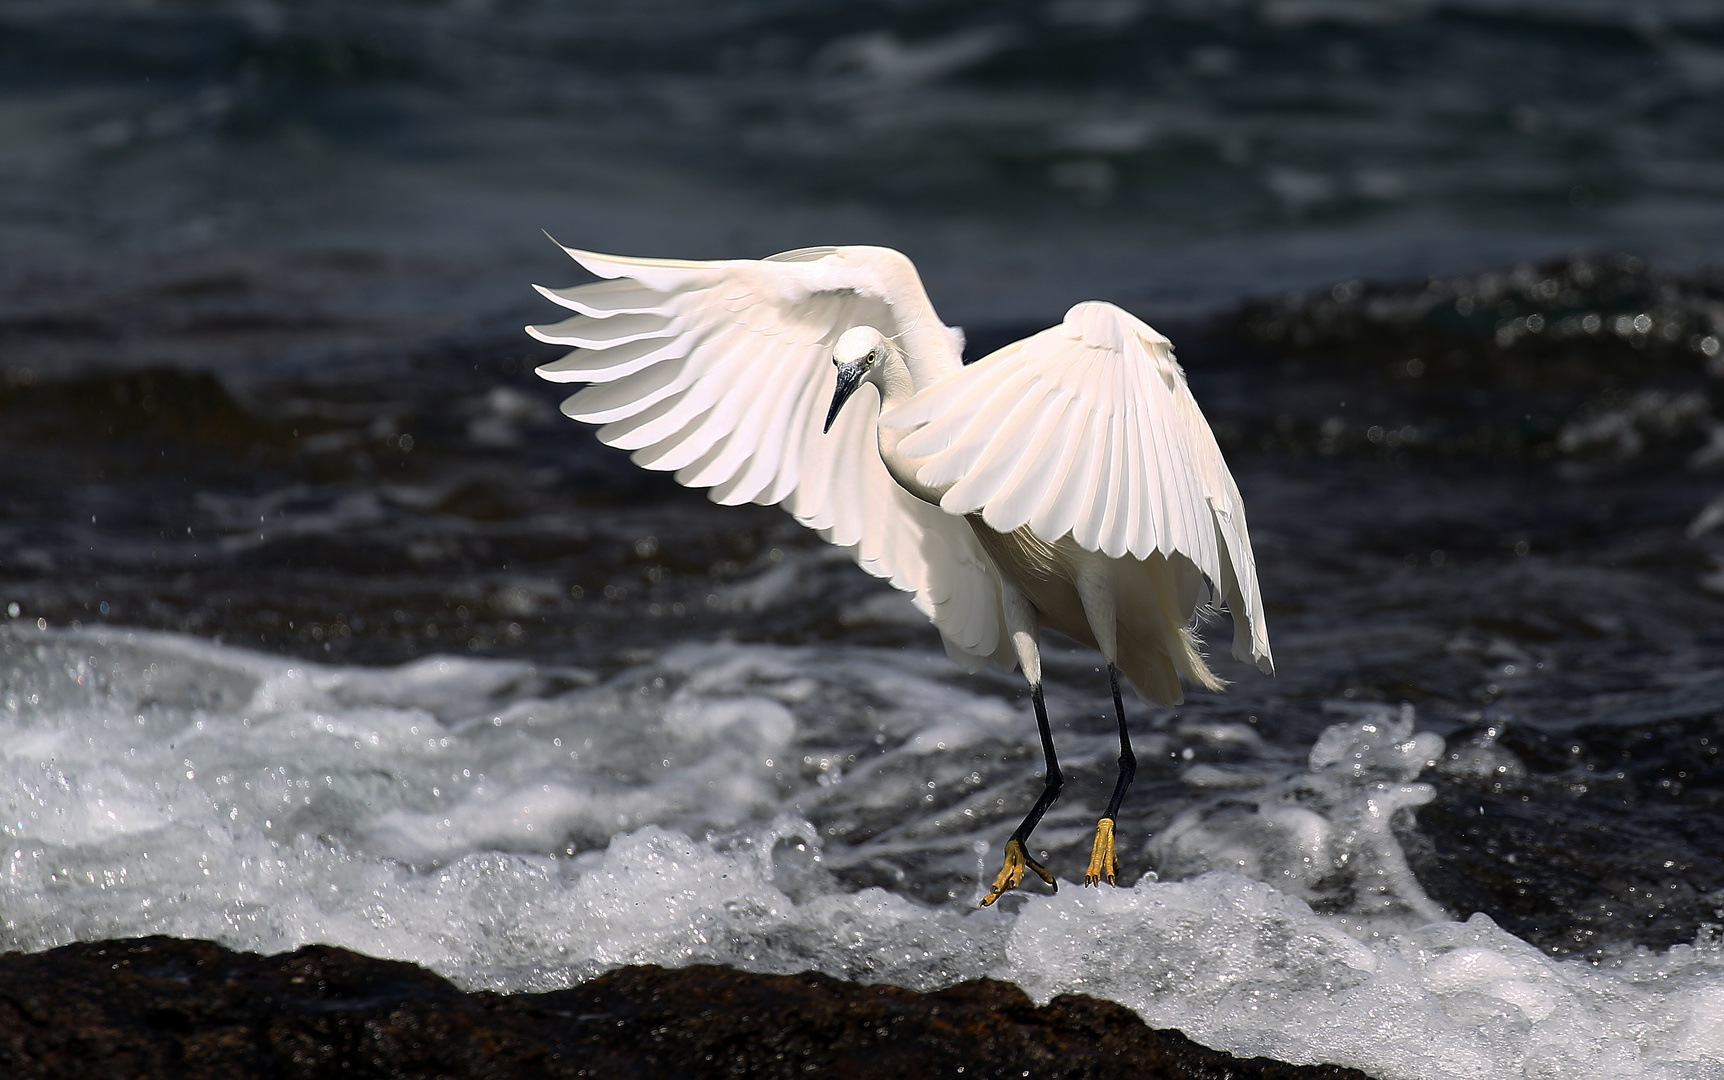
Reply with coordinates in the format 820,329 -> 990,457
0,937 -> 1375,1079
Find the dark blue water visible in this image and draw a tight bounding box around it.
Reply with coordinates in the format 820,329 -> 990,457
6,0 -> 1724,381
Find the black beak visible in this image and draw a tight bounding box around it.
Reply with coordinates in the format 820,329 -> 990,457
823,362 -> 868,434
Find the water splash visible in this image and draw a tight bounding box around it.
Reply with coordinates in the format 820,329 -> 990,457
1154,701 -> 1450,931
4,624 -> 1724,1080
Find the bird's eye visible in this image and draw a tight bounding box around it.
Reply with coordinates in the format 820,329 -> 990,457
866,350 -> 877,364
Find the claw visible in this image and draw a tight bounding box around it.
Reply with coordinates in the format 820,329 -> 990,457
1084,817 -> 1118,886
979,838 -> 1056,907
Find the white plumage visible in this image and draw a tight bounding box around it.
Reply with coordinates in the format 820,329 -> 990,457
528,241 -> 1271,901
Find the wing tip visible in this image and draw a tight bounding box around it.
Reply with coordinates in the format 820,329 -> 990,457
533,353 -> 589,384
1230,633 -> 1274,676
541,235 -> 722,281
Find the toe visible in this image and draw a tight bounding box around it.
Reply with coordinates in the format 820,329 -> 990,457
979,842 -> 1029,906
1085,818 -> 1117,887
1019,840 -> 1055,888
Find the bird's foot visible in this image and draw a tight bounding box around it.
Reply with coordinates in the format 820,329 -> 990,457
979,838 -> 1056,907
1084,817 -> 1118,886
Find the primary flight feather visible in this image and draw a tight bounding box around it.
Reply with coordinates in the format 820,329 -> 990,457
528,242 -> 1271,903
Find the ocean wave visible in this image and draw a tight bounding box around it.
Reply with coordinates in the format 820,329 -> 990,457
4,624 -> 1723,1079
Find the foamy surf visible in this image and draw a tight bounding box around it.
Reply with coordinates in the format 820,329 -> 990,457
2,623 -> 1722,1080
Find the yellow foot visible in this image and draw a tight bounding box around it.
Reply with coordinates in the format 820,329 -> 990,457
1084,817 -> 1118,886
978,838 -> 1056,907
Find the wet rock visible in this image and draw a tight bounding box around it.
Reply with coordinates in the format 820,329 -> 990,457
0,367 -> 290,471
1230,254 -> 1724,467
0,937 -> 1373,1080
1404,717 -> 1724,957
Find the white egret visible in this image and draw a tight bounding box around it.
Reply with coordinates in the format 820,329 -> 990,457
527,244 -> 1272,905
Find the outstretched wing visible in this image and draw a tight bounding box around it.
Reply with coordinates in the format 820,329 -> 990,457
527,243 -> 1012,670
884,301 -> 1272,673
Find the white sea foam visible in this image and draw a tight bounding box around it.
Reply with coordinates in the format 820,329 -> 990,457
2,624 -> 1722,1080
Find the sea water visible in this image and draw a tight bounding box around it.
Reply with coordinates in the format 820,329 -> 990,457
4,623 -> 1722,1080
9,0 -> 1724,380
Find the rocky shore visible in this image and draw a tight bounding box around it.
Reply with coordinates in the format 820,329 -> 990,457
0,937 -> 1371,1079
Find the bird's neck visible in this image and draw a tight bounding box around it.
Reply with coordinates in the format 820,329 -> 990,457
895,324 -> 961,389
871,345 -> 951,506
875,346 -> 919,412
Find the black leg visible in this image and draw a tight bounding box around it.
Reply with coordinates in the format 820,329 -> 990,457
1102,663 -> 1136,819
1010,682 -> 1065,850
1086,663 -> 1136,886
979,682 -> 1063,905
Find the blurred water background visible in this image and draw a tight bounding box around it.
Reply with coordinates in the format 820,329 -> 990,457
7,0 -> 1724,372
7,3 -> 1724,1078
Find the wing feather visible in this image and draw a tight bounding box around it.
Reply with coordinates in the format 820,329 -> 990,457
1074,409 -> 1118,553
629,404 -> 722,468
674,337 -> 788,493
893,300 -> 1273,674
760,367 -> 830,506
534,333 -> 690,383
608,324 -> 755,449
562,355 -> 693,424
942,376 -> 1058,514
1063,347 -> 1119,548
1017,395 -> 1086,537
1035,398 -> 1102,543
1119,367 -> 1150,558
723,358 -> 820,502
531,243 -> 1010,669
564,249 -> 724,293
1141,349 -> 1184,558
595,393 -> 689,450
527,311 -> 677,348
900,360 -> 1043,490
978,387 -> 1076,533
532,279 -> 669,317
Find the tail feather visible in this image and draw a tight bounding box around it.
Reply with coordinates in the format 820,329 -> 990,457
1118,554 -> 1226,706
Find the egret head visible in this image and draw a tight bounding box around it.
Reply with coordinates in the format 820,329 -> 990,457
824,325 -> 889,433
